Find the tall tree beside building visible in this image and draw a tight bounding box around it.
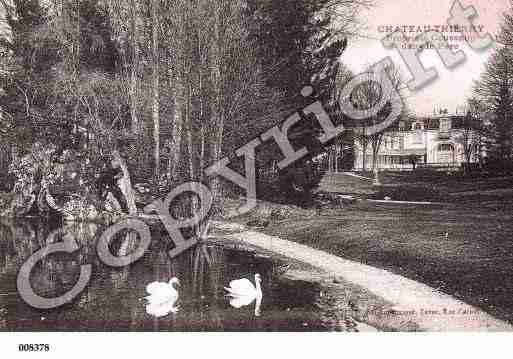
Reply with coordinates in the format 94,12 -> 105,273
474,47 -> 513,167
150,0 -> 160,181
243,0 -> 367,203
457,98 -> 489,172
348,63 -> 407,172
498,0 -> 513,47
473,2 -> 513,170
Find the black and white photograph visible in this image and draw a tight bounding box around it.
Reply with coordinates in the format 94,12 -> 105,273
1,0 -> 513,357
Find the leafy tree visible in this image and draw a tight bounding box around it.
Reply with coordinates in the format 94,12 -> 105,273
473,2 -> 513,171
0,0 -> 60,146
243,0 -> 363,204
474,47 -> 513,167
0,0 -> 373,222
498,0 -> 513,48
1,0 -> 139,215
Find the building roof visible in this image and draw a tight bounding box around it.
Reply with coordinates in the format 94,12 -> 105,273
399,113 -> 467,131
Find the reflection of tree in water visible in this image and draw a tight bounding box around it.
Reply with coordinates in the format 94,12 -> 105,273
0,221 -> 285,331
17,223 -> 100,301
0,220 -> 101,330
166,242 -> 278,331
128,239 -> 228,331
0,219 -> 42,275
188,243 -> 225,330
0,220 -> 15,272
118,237 -> 275,331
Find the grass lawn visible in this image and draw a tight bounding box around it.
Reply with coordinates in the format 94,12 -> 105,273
376,171 -> 513,194
235,199 -> 513,324
333,171 -> 513,203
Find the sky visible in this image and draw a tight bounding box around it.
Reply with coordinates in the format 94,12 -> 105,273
340,0 -> 511,116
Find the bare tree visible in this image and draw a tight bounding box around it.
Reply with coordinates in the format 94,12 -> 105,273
458,97 -> 493,171
65,73 -> 138,214
104,0 -> 141,134
155,0 -> 282,238
349,63 -> 407,172
457,98 -> 483,172
129,0 -> 140,135
150,0 -> 160,181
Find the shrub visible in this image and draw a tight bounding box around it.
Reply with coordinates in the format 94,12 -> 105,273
276,159 -> 326,207
371,185 -> 446,202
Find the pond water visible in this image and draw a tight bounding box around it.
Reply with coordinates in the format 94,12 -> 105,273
0,219 -> 353,331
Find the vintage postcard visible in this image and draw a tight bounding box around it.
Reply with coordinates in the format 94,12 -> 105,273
0,0 -> 512,357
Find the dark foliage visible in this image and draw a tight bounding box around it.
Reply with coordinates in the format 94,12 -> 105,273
245,0 -> 348,205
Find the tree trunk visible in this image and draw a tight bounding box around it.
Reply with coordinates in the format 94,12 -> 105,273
334,145 -> 339,173
167,67 -> 184,183
151,0 -> 160,181
112,150 -> 137,215
210,111 -> 225,208
209,2 -> 225,209
362,140 -> 367,172
185,82 -> 194,181
129,0 -> 140,134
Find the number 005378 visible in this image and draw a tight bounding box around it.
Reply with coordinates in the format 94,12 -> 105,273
18,344 -> 50,352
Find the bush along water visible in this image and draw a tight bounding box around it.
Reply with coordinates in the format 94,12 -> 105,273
0,142 -> 128,222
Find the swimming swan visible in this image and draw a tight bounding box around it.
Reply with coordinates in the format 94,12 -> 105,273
145,277 -> 180,317
225,274 -> 263,316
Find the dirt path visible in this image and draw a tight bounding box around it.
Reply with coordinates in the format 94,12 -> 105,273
214,222 -> 513,332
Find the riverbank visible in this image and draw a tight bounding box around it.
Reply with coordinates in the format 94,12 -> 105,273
217,192 -> 513,327
211,220 -> 513,331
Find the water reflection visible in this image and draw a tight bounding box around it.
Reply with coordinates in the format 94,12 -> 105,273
0,220 -> 355,331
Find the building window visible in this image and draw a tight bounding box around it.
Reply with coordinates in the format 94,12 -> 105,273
438,143 -> 454,152
411,122 -> 423,131
390,136 -> 399,150
440,118 -> 451,132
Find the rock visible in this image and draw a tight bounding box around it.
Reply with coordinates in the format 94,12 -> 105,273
270,208 -> 289,221
134,183 -> 151,194
86,205 -> 99,220
104,192 -> 122,213
62,198 -> 101,222
354,319 -> 379,332
246,218 -> 270,228
337,195 -> 357,204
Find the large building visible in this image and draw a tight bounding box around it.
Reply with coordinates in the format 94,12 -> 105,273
353,111 -> 482,171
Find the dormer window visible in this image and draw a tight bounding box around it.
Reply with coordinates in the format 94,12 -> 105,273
440,118 -> 451,132
412,122 -> 423,131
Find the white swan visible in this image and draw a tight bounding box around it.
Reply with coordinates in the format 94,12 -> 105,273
225,274 -> 263,316
144,277 -> 180,317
